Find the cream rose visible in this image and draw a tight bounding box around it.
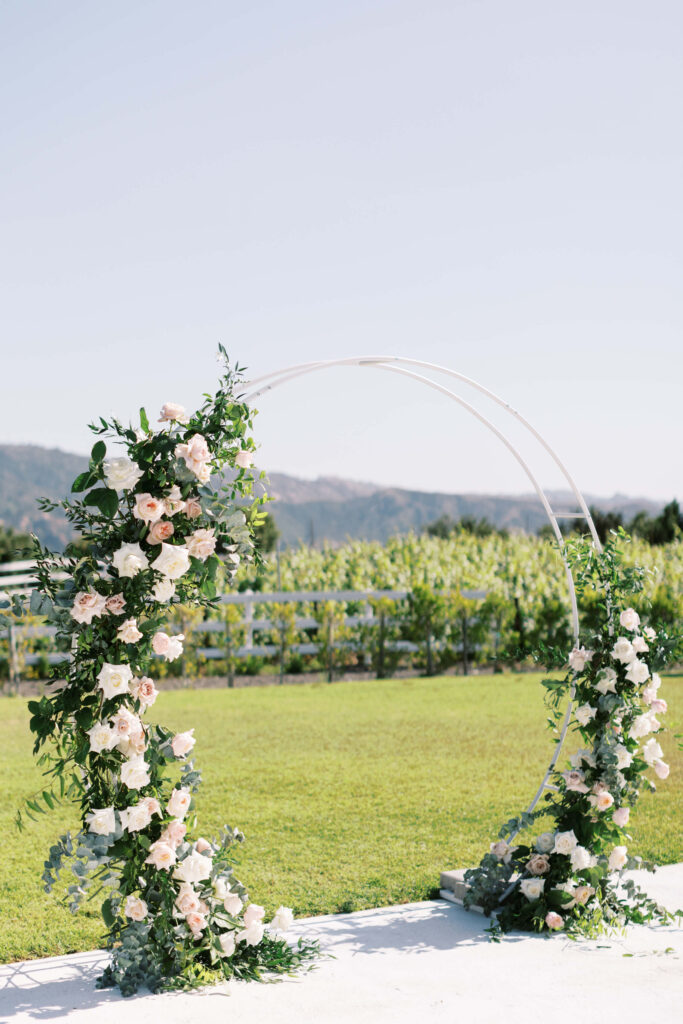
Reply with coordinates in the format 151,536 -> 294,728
632,635 -> 649,654
224,894 -> 243,916
186,528 -> 216,562
161,820 -> 187,847
552,830 -> 578,855
85,807 -> 116,835
612,807 -> 630,827
625,659 -> 650,685
103,456 -> 143,491
575,704 -> 597,728
619,608 -> 640,631
87,721 -> 118,753
171,730 -> 196,758
569,845 -> 594,871
629,712 -> 657,740
120,755 -> 151,790
643,626 -> 656,641
589,790 -> 614,812
519,878 -> 545,901
120,801 -> 154,833
563,769 -> 589,793
112,542 -> 149,578
124,896 -> 148,921
243,904 -> 265,927
145,840 -> 177,871
614,744 -> 633,770
152,578 -> 176,603
568,646 -> 593,672
535,832 -> 555,854
608,845 -> 628,871
653,759 -> 670,779
70,591 -> 107,625
527,854 -> 550,876
175,883 -> 201,915
236,921 -> 265,946
97,662 -> 133,700
159,402 -> 189,423
594,668 -> 617,695
184,497 -> 202,519
151,543 -> 191,580
269,906 -> 294,932
167,787 -> 192,818
612,637 -> 635,664
163,485 -> 186,517
116,617 -> 143,644
219,932 -> 236,957
234,450 -> 254,469
152,631 -> 184,661
174,850 -> 213,884
489,839 -> 516,864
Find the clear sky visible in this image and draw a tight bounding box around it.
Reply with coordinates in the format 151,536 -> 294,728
1,1 -> 681,502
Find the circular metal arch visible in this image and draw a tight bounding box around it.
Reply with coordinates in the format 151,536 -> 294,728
244,356 -> 601,836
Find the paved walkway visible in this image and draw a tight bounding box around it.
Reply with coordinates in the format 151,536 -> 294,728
1,866 -> 681,1024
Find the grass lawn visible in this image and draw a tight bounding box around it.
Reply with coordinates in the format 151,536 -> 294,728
1,672 -> 681,963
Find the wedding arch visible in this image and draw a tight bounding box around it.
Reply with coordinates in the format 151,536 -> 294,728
20,351 -> 675,993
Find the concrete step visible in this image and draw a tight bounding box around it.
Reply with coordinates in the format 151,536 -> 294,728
439,868 -> 486,914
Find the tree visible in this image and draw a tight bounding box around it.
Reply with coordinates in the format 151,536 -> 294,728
253,512 -> 280,553
0,523 -> 32,563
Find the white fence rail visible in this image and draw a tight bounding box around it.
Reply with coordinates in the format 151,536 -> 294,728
0,561 -> 487,686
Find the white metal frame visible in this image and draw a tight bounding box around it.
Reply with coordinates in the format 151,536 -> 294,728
244,356 -> 603,840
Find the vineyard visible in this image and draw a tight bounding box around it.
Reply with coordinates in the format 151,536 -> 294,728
3,531 -> 683,686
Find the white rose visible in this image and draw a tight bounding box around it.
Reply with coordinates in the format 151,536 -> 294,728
575,704 -> 597,727
614,744 -> 633,770
642,738 -> 664,765
174,850 -> 213,884
120,756 -> 151,790
625,659 -> 649,685
619,608 -> 640,631
653,759 -> 670,779
213,877 -> 231,900
594,668 -> 617,695
519,877 -> 545,901
121,802 -> 153,832
552,830 -> 578,856
124,896 -> 148,921
489,840 -> 516,864
97,662 -> 133,701
87,721 -> 118,753
219,932 -> 236,957
569,845 -> 594,871
535,832 -> 556,854
167,787 -> 192,818
236,921 -> 265,946
163,485 -> 186,517
569,748 -> 597,769
234,451 -> 254,469
116,618 -> 143,644
224,894 -> 243,916
152,578 -> 176,603
632,635 -> 649,654
629,712 -> 657,740
186,528 -> 217,562
568,646 -> 593,672
112,542 -> 149,578
85,807 -> 116,835
608,845 -> 628,871
269,906 -> 294,932
159,402 -> 189,424
151,543 -> 191,580
104,457 -> 143,492
612,637 -> 635,664
643,626 -> 656,641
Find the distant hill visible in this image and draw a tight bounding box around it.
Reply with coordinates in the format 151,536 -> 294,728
0,444 -> 665,551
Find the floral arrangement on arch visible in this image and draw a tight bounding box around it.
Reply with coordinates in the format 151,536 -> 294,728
19,351 -> 318,995
465,532 -> 681,937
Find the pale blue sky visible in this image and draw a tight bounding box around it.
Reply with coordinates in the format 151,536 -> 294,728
1,1 -> 681,501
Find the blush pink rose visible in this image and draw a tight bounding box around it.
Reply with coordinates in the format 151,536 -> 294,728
159,402 -> 189,423
545,911 -> 563,930
195,837 -> 211,853
130,676 -> 158,707
234,450 -> 254,469
653,760 -> 670,779
147,520 -> 175,544
650,698 -> 668,715
132,493 -> 165,524
243,904 -> 265,928
145,841 -> 177,871
186,911 -> 207,937
152,632 -> 171,655
70,591 -> 107,624
105,593 -> 126,615
184,497 -> 202,519
175,883 -> 201,915
116,617 -> 143,643
527,854 -> 550,876
124,896 -> 148,922
167,788 -> 192,818
186,528 -> 216,562
161,820 -> 187,848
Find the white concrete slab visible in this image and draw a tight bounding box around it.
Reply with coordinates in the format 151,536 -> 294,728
2,865 -> 682,1024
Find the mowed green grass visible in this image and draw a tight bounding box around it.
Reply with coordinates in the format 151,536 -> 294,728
1,673 -> 681,963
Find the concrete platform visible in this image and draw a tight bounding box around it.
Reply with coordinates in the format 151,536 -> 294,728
1,865 -> 681,1024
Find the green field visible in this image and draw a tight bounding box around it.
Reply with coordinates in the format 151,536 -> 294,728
1,673 -> 681,964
